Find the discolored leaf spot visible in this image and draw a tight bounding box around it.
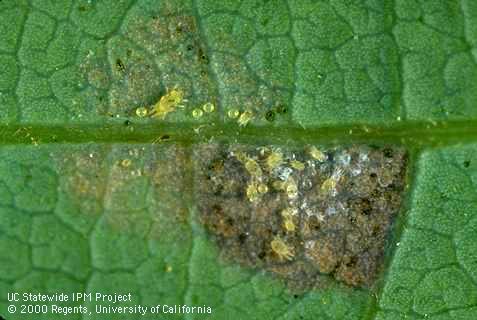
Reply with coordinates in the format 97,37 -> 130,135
195,144 -> 407,289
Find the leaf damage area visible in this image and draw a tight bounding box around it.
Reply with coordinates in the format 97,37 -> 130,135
195,144 -> 407,289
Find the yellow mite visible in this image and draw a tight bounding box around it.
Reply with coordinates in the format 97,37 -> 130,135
290,160 -> 305,171
285,178 -> 298,198
238,110 -> 254,126
272,180 -> 285,190
309,146 -> 326,162
266,150 -> 283,171
246,181 -> 268,202
151,87 -> 185,119
233,151 -> 248,163
321,177 -> 337,193
281,207 -> 297,218
281,209 -> 297,232
246,182 -> 260,202
244,158 -> 263,178
283,218 -> 296,232
270,237 -> 294,261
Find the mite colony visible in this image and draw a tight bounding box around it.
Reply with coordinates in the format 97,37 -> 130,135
134,87 -> 258,125
195,144 -> 407,289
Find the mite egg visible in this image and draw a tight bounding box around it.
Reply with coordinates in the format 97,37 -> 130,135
202,102 -> 215,113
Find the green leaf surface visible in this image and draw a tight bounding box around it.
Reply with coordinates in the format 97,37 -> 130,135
1,0 -> 477,319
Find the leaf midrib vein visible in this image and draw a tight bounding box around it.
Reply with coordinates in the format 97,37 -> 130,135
0,119 -> 476,147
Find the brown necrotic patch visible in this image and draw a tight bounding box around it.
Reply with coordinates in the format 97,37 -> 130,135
54,145 -> 191,239
195,144 -> 407,289
79,2 -> 217,119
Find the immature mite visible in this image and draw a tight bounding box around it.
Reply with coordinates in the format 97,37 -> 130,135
281,207 -> 298,218
238,110 -> 254,126
246,182 -> 260,202
290,160 -> 305,171
272,180 -> 285,190
151,87 -> 186,119
270,237 -> 294,261
309,146 -> 326,162
281,208 -> 297,232
233,151 -> 248,163
321,177 -> 337,194
244,158 -> 263,178
265,150 -> 283,171
284,178 -> 298,198
283,218 -> 296,232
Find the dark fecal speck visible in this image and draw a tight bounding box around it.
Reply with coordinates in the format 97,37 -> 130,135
265,110 -> 276,122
